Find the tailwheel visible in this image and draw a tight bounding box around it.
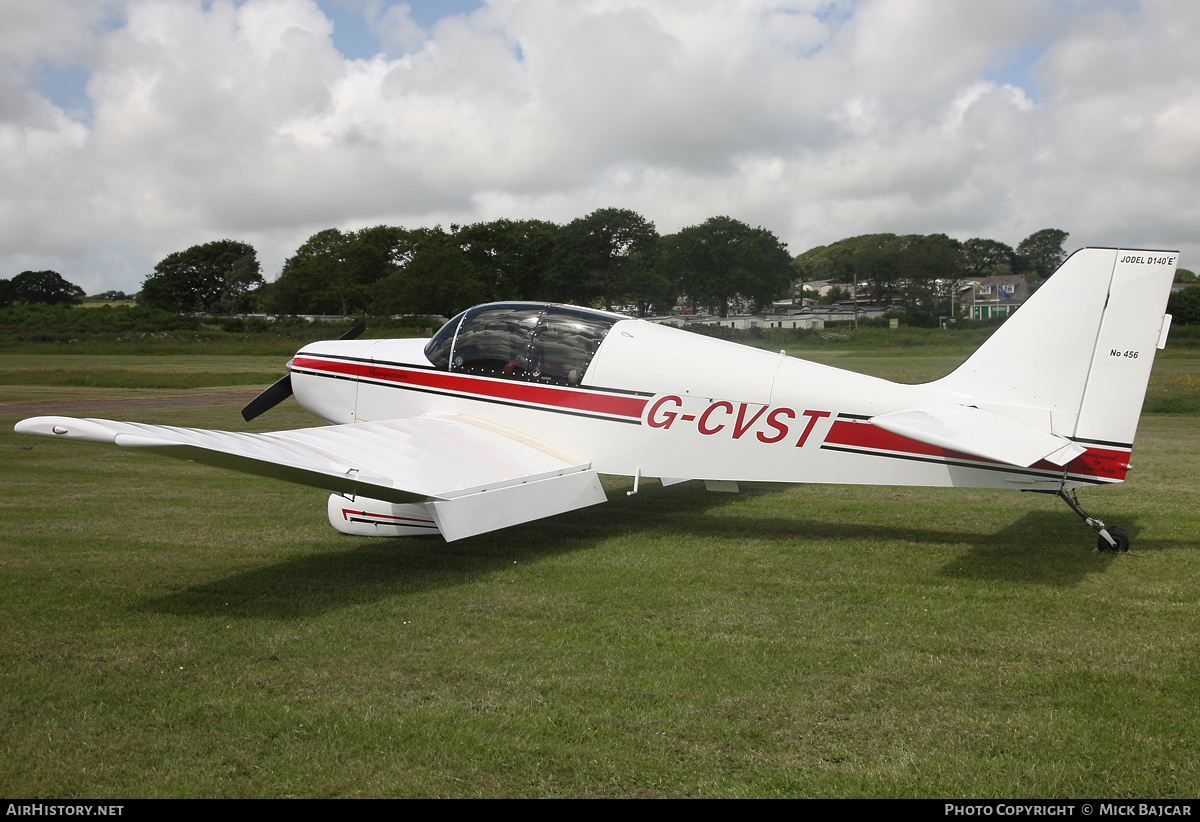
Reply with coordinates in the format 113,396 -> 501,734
1053,489 -> 1131,553
1097,526 -> 1130,554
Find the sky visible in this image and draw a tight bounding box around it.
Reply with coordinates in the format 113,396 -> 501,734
2,0 -> 1199,295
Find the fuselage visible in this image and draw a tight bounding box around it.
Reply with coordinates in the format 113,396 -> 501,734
287,303 -> 1125,491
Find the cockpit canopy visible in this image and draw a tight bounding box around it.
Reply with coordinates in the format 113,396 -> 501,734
424,303 -> 623,386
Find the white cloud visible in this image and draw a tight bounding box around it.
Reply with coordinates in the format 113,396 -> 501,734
2,0 -> 1200,293
0,0 -> 121,68
366,1 -> 427,53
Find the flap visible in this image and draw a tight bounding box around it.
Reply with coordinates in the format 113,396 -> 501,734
429,467 -> 607,541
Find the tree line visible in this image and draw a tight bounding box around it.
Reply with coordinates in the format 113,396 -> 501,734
138,221 -> 1074,325
793,229 -> 1075,324
12,218 -> 1198,327
139,209 -> 795,319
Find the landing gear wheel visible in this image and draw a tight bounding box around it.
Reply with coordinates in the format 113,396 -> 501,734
1049,489 -> 1129,553
1097,527 -> 1130,554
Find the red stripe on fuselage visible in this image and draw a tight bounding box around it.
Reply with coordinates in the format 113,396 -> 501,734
292,357 -> 648,419
1063,447 -> 1130,482
823,419 -> 1128,481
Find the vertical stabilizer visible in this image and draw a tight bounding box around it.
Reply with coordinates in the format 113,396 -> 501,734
935,248 -> 1177,448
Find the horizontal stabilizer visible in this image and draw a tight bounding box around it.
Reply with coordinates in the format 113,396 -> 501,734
870,405 -> 1086,468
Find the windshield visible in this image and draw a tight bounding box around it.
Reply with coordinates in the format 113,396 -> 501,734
423,303 -> 619,386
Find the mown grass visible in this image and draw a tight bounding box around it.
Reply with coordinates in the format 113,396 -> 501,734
0,367 -> 279,390
0,333 -> 354,358
0,303 -> 435,357
0,354 -> 290,393
1,345 -> 1199,797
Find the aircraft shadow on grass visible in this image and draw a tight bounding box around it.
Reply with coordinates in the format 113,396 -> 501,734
140,482 -> 1144,620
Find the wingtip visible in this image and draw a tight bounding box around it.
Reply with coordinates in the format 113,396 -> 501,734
14,416 -> 72,436
13,416 -> 122,443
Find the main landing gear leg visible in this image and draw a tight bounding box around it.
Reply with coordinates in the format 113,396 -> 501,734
1056,489 -> 1129,553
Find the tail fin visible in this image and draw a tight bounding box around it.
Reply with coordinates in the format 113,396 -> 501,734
935,247 -> 1177,448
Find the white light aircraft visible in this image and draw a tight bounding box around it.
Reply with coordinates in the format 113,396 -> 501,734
15,247 -> 1178,551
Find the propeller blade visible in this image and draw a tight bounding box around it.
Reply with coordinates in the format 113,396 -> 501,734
241,373 -> 293,422
241,324 -> 362,422
341,321 -> 366,341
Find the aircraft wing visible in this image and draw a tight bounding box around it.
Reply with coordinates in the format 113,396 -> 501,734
13,415 -> 607,540
869,404 -> 1086,468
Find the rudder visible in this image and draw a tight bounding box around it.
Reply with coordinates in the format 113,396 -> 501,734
1072,250 -> 1177,446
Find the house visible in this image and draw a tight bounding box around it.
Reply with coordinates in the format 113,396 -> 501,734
969,273 -> 1029,320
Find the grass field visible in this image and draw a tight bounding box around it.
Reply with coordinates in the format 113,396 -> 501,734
1,346 -> 1198,797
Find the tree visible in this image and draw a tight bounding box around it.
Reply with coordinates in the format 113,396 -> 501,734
625,244 -> 676,317
663,217 -> 793,316
272,228 -> 410,315
10,270 -> 85,306
218,253 -> 263,315
1016,229 -> 1069,279
93,290 -> 132,302
141,241 -> 262,313
456,219 -> 561,302
901,233 -> 963,321
274,229 -> 354,315
794,233 -> 900,305
849,235 -> 903,306
961,238 -> 1015,277
820,285 -> 849,305
1167,284 -> 1200,325
792,232 -> 967,324
374,226 -> 489,317
548,208 -> 660,311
